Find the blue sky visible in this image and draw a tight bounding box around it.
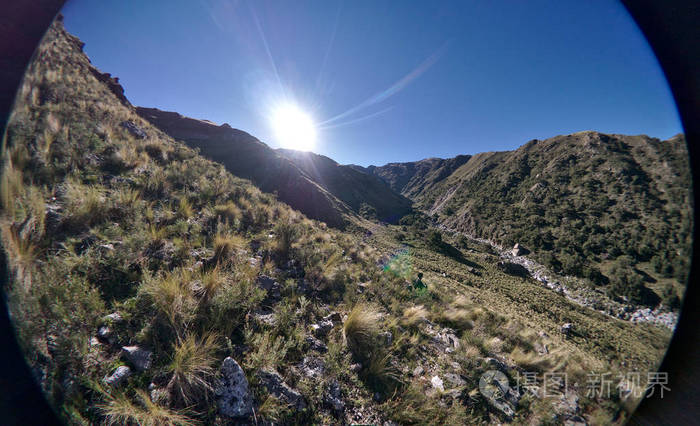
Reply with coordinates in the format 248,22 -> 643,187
61,0 -> 682,166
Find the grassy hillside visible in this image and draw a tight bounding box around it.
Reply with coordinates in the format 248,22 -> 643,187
370,133 -> 692,309
136,107 -> 412,228
0,16 -> 675,425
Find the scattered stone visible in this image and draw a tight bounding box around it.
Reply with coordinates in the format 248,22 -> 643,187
561,323 -> 573,336
216,357 -> 253,419
257,370 -> 307,410
379,331 -> 393,346
299,356 -> 325,379
444,373 -> 467,387
350,363 -> 363,373
149,384 -> 169,405
483,357 -> 508,372
104,366 -> 131,387
120,121 -> 147,139
323,312 -> 342,323
104,312 -> 124,323
311,319 -> 334,338
121,346 -> 152,371
412,366 -> 424,377
431,375 -> 445,391
512,243 -> 529,257
97,326 -> 116,345
304,335 -> 328,353
324,379 -> 345,412
252,309 -> 277,327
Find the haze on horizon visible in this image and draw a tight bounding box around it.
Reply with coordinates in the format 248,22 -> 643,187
61,0 -> 683,166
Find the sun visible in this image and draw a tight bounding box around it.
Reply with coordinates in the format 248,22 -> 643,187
270,103 -> 317,151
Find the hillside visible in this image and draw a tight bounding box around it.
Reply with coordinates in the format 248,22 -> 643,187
367,133 -> 692,308
136,107 -> 412,227
0,16 -> 678,425
276,149 -> 412,223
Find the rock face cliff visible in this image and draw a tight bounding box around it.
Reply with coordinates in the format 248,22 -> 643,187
137,107 -> 412,227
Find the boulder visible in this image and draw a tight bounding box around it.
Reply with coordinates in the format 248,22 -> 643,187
104,366 -> 131,387
120,121 -> 147,139
412,366 -> 424,377
257,370 -> 307,411
215,357 -> 253,418
121,346 -> 152,371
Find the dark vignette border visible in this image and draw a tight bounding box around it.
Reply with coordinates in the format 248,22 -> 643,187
0,1 -> 697,424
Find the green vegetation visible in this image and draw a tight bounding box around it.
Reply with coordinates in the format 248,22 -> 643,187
0,17 -> 681,425
372,133 -> 692,309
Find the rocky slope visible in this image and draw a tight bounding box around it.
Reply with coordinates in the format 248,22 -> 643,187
136,107 -> 412,228
0,15 -> 680,426
366,132 -> 692,308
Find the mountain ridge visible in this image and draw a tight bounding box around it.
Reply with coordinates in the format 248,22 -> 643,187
136,107 -> 413,227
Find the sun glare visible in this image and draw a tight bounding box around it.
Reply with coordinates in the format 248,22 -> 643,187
270,103 -> 317,151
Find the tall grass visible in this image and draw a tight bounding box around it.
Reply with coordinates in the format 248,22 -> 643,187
343,304 -> 382,361
97,387 -> 198,426
167,332 -> 219,406
140,268 -> 197,335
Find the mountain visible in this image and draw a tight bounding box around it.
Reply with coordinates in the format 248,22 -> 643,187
353,155 -> 471,200
366,132 -> 692,305
136,107 -> 412,227
0,16 -> 680,426
275,149 -> 412,223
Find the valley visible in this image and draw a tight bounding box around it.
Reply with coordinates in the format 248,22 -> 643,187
0,16 -> 689,425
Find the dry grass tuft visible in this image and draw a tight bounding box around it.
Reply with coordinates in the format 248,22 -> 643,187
401,305 -> 428,328
97,387 -> 198,426
343,304 -> 382,361
167,332 -> 220,406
